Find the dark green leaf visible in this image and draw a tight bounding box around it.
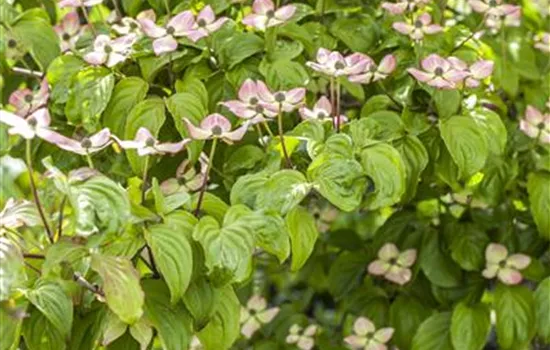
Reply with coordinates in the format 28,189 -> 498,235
411,312 -> 453,350
451,302 -> 491,350
103,77 -> 149,137
494,284 -> 536,349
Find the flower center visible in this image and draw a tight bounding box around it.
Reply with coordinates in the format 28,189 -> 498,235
212,125 -> 223,136
498,260 -> 507,268
81,138 -> 92,148
255,105 -> 264,113
317,111 -> 327,119
166,26 -> 175,35
369,65 -> 377,72
130,22 -> 138,30
365,332 -> 374,340
249,97 -> 259,105
62,33 -> 71,41
334,61 -> 345,70
274,92 -> 286,102
414,20 -> 423,28
104,45 -> 113,53
538,122 -> 545,129
197,19 -> 207,27
434,67 -> 444,76
489,0 -> 497,6
266,10 -> 275,18
27,117 -> 37,127
389,258 -> 398,265
24,95 -> 34,103
145,137 -> 155,147
8,39 -> 17,48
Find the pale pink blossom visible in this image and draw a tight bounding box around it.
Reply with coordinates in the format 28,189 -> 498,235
112,10 -> 156,36
348,54 -> 397,84
0,198 -> 40,229
469,0 -> 503,15
183,114 -> 250,144
139,10 -> 194,55
306,48 -> 370,77
0,109 -> 51,140
368,243 -> 416,285
220,79 -> 277,123
392,13 -> 443,41
9,79 -> 49,117
344,317 -> 394,350
58,0 -> 103,8
242,0 -> 296,31
482,243 -> 531,285
407,54 -> 469,89
84,34 -> 136,67
447,57 -> 494,88
286,324 -> 318,350
185,6 -> 228,42
115,127 -> 190,156
534,32 -> 550,53
240,295 -> 280,339
54,11 -> 82,52
484,5 -> 521,29
255,81 -> 305,112
299,96 -> 332,121
42,128 -> 112,155
381,0 -> 430,14
519,106 -> 550,144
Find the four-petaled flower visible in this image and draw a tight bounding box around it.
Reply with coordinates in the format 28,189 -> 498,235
112,10 -> 156,36
139,10 -> 194,55
54,11 -> 82,52
9,79 -> 49,117
407,54 -> 469,89
482,243 -> 531,285
185,5 -> 228,42
256,81 -> 306,112
220,79 -> 277,123
0,109 -> 51,140
344,317 -> 394,350
392,13 -> 443,41
285,324 -> 318,350
184,114 -> 250,144
485,5 -> 521,29
84,34 -> 136,67
115,127 -> 190,156
58,0 -> 103,8
534,32 -> 550,53
447,57 -> 494,88
299,96 -> 332,121
239,295 -> 280,339
519,105 -> 550,144
368,243 -> 416,285
0,198 -> 40,229
348,55 -> 397,84
242,0 -> 296,31
381,0 -> 430,15
42,128 -> 112,155
306,48 -> 369,78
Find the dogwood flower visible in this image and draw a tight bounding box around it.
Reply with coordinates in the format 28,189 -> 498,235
392,13 -> 443,41
115,127 -> 190,156
242,0 -> 296,31
139,10 -> 194,55
256,81 -> 305,112
185,6 -> 228,42
54,12 -> 82,52
112,10 -> 156,36
344,317 -> 394,350
58,0 -> 103,8
407,54 -> 469,89
306,48 -> 370,77
299,96 -> 332,121
84,34 -> 136,67
286,324 -> 318,350
519,106 -> 550,144
183,114 -> 250,144
469,0 -> 505,15
348,54 -> 397,84
42,128 -> 112,155
0,198 -> 40,229
485,5 -> 521,29
0,109 -> 51,140
534,32 -> 550,53
381,0 -> 430,15
9,79 -> 49,117
240,295 -> 280,338
368,243 -> 416,285
220,79 -> 277,122
447,57 -> 494,88
482,243 -> 531,285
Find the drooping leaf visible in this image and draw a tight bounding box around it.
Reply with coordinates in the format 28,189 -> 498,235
22,307 -> 66,350
527,172 -> 550,240
534,277 -> 550,343
0,238 -> 25,301
286,206 -> 319,271
494,284 -> 536,349
411,312 -> 453,350
256,170 -> 310,215
390,296 -> 433,350
183,277 -> 219,329
103,77 -> 149,137
450,302 -> 491,350
26,282 -> 73,337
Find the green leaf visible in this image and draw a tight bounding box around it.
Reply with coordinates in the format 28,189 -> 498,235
434,90 -> 461,119
440,115 -> 488,179
103,77 -> 149,137
390,296 -> 433,350
12,9 -> 60,70
197,285 -> 240,350
1,306 -> 22,350
420,230 -> 462,287
0,238 -> 25,301
268,39 -> 304,61
22,307 -> 66,350
329,17 -> 376,52
138,50 -> 188,82
145,223 -> 193,303
494,57 -> 519,97
259,59 -> 310,89
470,107 -> 507,156
26,282 -> 73,337
286,206 -> 319,271
309,154 -> 367,212
494,284 -> 536,349
328,252 -> 369,299
143,280 -> 193,350
360,143 -> 406,209
361,95 -> 393,117
534,277 -> 550,343
188,192 -> 230,223
151,178 -> 190,215
411,312 -> 453,350
183,278 -> 219,329
229,172 -> 268,208
451,302 -> 491,350
253,211 -> 291,263
129,318 -> 153,350
43,240 -> 89,275
121,0 -> 144,16
124,98 -> 166,174
527,172 -> 550,240
69,307 -> 107,350
219,33 -> 264,69
256,170 -> 310,215
91,254 -> 145,324
361,110 -> 405,141
46,56 -> 85,104
223,145 -> 264,174
476,157 -> 517,206
175,75 -> 209,109
394,135 -> 429,202
65,67 -> 115,131
448,223 -> 489,271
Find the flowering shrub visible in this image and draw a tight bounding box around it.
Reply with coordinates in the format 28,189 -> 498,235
0,0 -> 549,349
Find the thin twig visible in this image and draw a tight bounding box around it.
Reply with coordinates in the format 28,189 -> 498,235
73,272 -> 105,297
12,66 -> 44,78
58,196 -> 67,238
194,139 -> 218,216
25,262 -> 41,275
23,253 -> 45,259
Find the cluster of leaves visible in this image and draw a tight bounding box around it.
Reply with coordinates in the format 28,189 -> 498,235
0,0 -> 549,349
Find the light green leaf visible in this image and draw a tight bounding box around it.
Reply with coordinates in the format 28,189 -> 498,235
43,239 -> 89,275
329,17 -> 376,52
103,77 -> 149,137
91,254 -> 145,324
219,33 -> 264,69
412,312 -> 453,350
46,55 -> 85,104
183,278 -> 219,329
451,302 -> 491,350
22,307 -> 66,350
26,282 -> 73,337
230,172 -> 268,208
494,284 -> 536,349
138,50 -> 188,82
259,59 -> 310,90
448,223 -> 489,271
129,318 -> 153,350
470,107 -> 507,156
286,206 -> 319,271
434,90 -> 461,119
527,172 -> 550,240
223,145 -> 264,174
394,135 -> 429,202
256,170 -> 310,215
1,306 -> 22,350
198,286 -> 241,350
534,277 -> 550,343
175,75 -> 209,109
253,211 -> 291,263
0,238 -> 25,301
361,95 -> 393,117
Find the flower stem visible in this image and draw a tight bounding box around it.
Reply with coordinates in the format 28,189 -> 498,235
85,153 -> 95,169
335,79 -> 341,132
195,138 -> 218,216
277,104 -> 292,168
26,139 -> 54,243
58,196 -> 67,239
262,121 -> 275,138
80,4 -> 97,37
163,0 -> 171,18
141,155 -> 150,204
110,0 -> 122,20
378,81 -> 402,109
